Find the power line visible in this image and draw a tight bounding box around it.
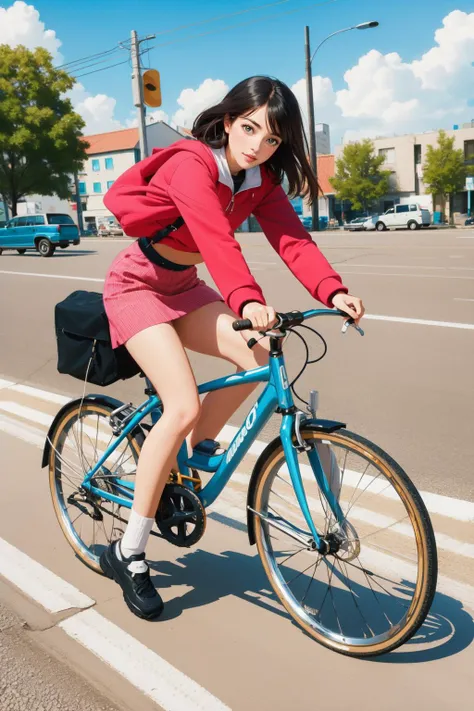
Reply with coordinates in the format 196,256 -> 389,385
62,0 -> 346,82
73,59 -> 130,80
68,52 -> 127,78
58,0 -> 335,75
57,40 -> 130,70
151,0 -> 293,37
143,0 -> 342,54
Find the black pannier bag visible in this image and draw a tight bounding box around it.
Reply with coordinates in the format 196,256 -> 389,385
55,290 -> 140,387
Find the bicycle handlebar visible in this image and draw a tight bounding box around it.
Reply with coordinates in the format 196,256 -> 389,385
232,308 -> 364,335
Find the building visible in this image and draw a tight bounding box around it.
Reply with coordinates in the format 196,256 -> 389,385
335,122 -> 474,219
78,121 -> 188,230
315,123 -> 331,155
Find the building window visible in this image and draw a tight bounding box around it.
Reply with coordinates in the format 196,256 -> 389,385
465,140 -> 474,162
414,144 -> 422,164
93,182 -> 102,193
105,157 -> 114,170
106,180 -> 115,190
379,147 -> 395,164
78,182 -> 86,194
92,159 -> 100,171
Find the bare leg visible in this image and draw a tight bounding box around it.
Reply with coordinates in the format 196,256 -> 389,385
124,323 -> 201,517
174,301 -> 270,448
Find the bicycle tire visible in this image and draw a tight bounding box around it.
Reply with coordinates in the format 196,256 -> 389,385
47,398 -> 144,573
252,425 -> 438,657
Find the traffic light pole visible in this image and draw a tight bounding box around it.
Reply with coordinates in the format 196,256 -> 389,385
131,30 -> 148,159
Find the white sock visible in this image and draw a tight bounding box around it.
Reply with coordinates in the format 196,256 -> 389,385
120,509 -> 155,559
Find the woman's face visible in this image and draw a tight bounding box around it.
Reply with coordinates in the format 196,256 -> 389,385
224,104 -> 282,175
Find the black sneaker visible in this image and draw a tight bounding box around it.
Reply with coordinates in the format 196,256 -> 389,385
100,540 -> 164,620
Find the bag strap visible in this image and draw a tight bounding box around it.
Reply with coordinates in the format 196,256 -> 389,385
150,216 -> 185,244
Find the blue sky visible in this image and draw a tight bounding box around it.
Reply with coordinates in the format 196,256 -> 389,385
2,0 -> 474,141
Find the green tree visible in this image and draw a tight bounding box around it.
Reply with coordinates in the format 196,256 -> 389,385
422,130 -> 467,223
0,44 -> 88,216
329,139 -> 391,214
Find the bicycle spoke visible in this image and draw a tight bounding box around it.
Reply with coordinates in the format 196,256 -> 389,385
359,514 -> 410,541
255,428 -> 431,653
51,406 -> 141,569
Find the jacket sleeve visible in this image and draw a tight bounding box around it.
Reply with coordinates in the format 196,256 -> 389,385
253,184 -> 348,307
154,155 -> 266,316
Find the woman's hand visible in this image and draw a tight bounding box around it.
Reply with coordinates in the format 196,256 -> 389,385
331,292 -> 365,324
242,302 -> 278,330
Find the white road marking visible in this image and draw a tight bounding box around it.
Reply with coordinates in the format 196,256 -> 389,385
341,263 -> 474,271
454,298 -> 474,302
0,382 -> 473,522
0,270 -> 103,282
60,609 -> 230,711
338,269 -> 474,280
0,537 -> 94,613
363,314 -> 474,330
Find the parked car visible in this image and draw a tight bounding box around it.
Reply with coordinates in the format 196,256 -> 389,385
0,213 -> 80,257
375,204 -> 431,231
465,216 -> 474,226
108,224 -> 124,236
362,215 -> 378,231
343,217 -> 367,231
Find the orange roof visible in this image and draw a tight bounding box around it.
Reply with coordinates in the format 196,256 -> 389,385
83,128 -> 139,155
177,126 -> 193,137
317,154 -> 335,195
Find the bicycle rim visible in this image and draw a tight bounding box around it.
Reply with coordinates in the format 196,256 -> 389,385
253,427 -> 437,657
48,401 -> 143,573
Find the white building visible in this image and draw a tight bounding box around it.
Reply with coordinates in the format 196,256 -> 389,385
79,121 -> 188,230
335,122 -> 474,219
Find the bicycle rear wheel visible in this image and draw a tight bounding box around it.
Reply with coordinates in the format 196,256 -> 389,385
252,426 -> 437,657
47,398 -> 144,573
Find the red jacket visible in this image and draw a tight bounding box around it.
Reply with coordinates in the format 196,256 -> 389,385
103,139 -> 348,316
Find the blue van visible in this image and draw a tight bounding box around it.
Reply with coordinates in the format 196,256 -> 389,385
0,213 -> 80,257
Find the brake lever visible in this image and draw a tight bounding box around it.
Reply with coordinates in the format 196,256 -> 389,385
341,318 -> 365,336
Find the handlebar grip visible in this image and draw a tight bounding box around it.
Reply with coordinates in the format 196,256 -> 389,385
232,319 -> 253,331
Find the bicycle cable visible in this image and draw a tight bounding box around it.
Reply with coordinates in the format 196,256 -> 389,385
286,325 -> 328,411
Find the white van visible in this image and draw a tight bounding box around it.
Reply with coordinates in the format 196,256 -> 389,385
376,204 -> 431,231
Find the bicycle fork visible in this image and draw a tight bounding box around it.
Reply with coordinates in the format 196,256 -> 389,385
252,411 -> 346,554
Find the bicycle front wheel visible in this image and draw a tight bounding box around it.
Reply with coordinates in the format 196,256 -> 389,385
47,398 -> 144,573
252,426 -> 437,657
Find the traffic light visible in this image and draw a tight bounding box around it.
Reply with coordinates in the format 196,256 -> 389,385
142,69 -> 162,108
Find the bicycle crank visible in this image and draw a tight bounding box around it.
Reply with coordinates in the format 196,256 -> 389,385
155,484 -> 206,547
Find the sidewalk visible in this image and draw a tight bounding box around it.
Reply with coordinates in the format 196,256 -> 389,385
0,594 -> 121,711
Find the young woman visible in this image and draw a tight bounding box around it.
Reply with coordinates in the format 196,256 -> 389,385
100,75 -> 364,620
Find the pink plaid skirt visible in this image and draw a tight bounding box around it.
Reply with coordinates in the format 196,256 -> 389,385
103,241 -> 223,348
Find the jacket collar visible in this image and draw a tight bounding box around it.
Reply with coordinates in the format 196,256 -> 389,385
209,145 -> 262,194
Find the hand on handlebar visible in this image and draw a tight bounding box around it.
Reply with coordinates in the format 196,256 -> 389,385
331,292 -> 365,325
241,302 -> 278,331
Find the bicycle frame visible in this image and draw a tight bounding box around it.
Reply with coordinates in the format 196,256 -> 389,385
80,309 -> 347,548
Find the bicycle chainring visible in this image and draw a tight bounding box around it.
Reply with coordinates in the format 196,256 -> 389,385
155,484 -> 206,547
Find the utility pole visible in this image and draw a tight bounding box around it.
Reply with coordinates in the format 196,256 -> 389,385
305,26 -> 319,232
130,30 -> 149,159
73,173 -> 84,234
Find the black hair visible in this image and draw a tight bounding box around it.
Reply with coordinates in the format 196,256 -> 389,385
192,75 -> 319,204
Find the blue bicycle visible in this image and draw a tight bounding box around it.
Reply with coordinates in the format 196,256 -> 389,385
43,308 -> 437,657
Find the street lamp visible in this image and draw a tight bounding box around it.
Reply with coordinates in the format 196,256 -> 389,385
305,21 -> 379,230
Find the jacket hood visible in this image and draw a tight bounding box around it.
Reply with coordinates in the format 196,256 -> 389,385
142,139 -> 262,194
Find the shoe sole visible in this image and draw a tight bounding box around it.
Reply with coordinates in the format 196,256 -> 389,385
100,548 -> 164,621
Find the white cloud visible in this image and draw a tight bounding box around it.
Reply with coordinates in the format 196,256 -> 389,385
0,1 -> 62,61
125,108 -> 170,129
291,10 -> 474,147
67,83 -> 122,135
1,2 -> 125,134
171,78 -> 229,128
